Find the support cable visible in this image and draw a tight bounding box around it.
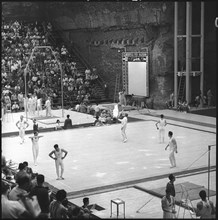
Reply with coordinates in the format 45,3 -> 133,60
184,149 -> 209,171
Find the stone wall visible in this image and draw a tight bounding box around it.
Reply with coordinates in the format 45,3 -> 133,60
2,2 -> 44,22
47,2 -> 175,108
2,1 -> 216,107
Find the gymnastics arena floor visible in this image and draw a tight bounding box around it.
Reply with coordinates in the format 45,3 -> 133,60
1,107 -> 216,218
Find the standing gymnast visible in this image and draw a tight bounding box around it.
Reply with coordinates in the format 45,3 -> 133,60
29,131 -> 43,166
36,97 -> 42,116
49,144 -> 68,180
118,113 -> 128,143
45,97 -> 52,117
156,114 -> 167,143
165,131 -> 178,168
16,115 -> 29,144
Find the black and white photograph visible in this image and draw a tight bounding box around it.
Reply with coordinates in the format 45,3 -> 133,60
1,1 -> 216,218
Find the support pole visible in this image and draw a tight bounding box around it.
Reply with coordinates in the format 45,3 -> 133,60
174,2 -> 178,108
124,47 -> 127,94
59,62 -> 64,118
200,2 -> 205,107
189,3 -> 192,102
24,69 -> 28,121
208,145 -> 211,200
52,49 -> 64,118
185,2 -> 191,104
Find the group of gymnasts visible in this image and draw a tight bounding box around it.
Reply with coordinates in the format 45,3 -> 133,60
15,112 -> 67,180
23,95 -> 52,117
14,103 -> 177,181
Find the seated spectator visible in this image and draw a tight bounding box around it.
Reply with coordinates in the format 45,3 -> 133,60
63,114 -> 73,129
177,99 -> 183,112
99,110 -> 107,123
11,101 -> 19,112
55,119 -> 62,130
14,85 -> 21,93
85,69 -> 91,80
1,181 -> 32,218
61,197 -> 70,218
11,93 -> 17,103
68,206 -> 83,219
207,88 -> 213,107
194,190 -> 216,218
15,163 -> 31,184
29,172 -> 38,191
75,104 -> 80,112
166,92 -> 174,109
94,116 -> 104,127
62,197 -> 68,208
61,45 -> 68,58
1,152 -> 13,180
47,22 -> 52,32
49,189 -> 68,218
201,93 -> 207,106
91,67 -> 98,77
94,103 -> 100,117
4,93 -> 11,109
80,197 -> 94,218
17,92 -> 24,110
9,176 -> 30,201
194,95 -> 200,108
23,161 -> 33,178
86,104 -> 92,114
80,102 -> 87,113
105,109 -> 113,124
182,100 -> 190,113
29,174 -> 50,218
83,94 -> 89,104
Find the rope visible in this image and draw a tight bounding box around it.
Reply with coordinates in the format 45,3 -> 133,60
136,196 -> 154,213
184,149 -> 209,171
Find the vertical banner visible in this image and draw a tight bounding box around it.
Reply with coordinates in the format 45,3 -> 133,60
128,62 -> 149,97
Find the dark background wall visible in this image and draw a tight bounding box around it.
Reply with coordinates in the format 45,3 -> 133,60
46,2 -> 175,107
2,1 -> 217,108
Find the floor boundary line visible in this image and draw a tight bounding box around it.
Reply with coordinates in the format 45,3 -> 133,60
66,166 -> 216,199
139,112 -> 216,128
147,119 -> 216,134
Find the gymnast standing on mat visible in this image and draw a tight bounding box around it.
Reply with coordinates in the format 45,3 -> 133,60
156,114 -> 167,143
45,96 -> 52,117
16,115 -> 29,144
118,113 -> 128,143
165,131 -> 178,168
49,144 -> 68,180
29,131 -> 43,166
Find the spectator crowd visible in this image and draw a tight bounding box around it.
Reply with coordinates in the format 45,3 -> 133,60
2,158 -> 97,219
1,19 -> 100,118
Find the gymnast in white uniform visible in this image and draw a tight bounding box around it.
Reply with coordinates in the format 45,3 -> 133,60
156,114 -> 167,143
29,131 -> 43,166
49,144 -> 68,180
16,115 -> 29,144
